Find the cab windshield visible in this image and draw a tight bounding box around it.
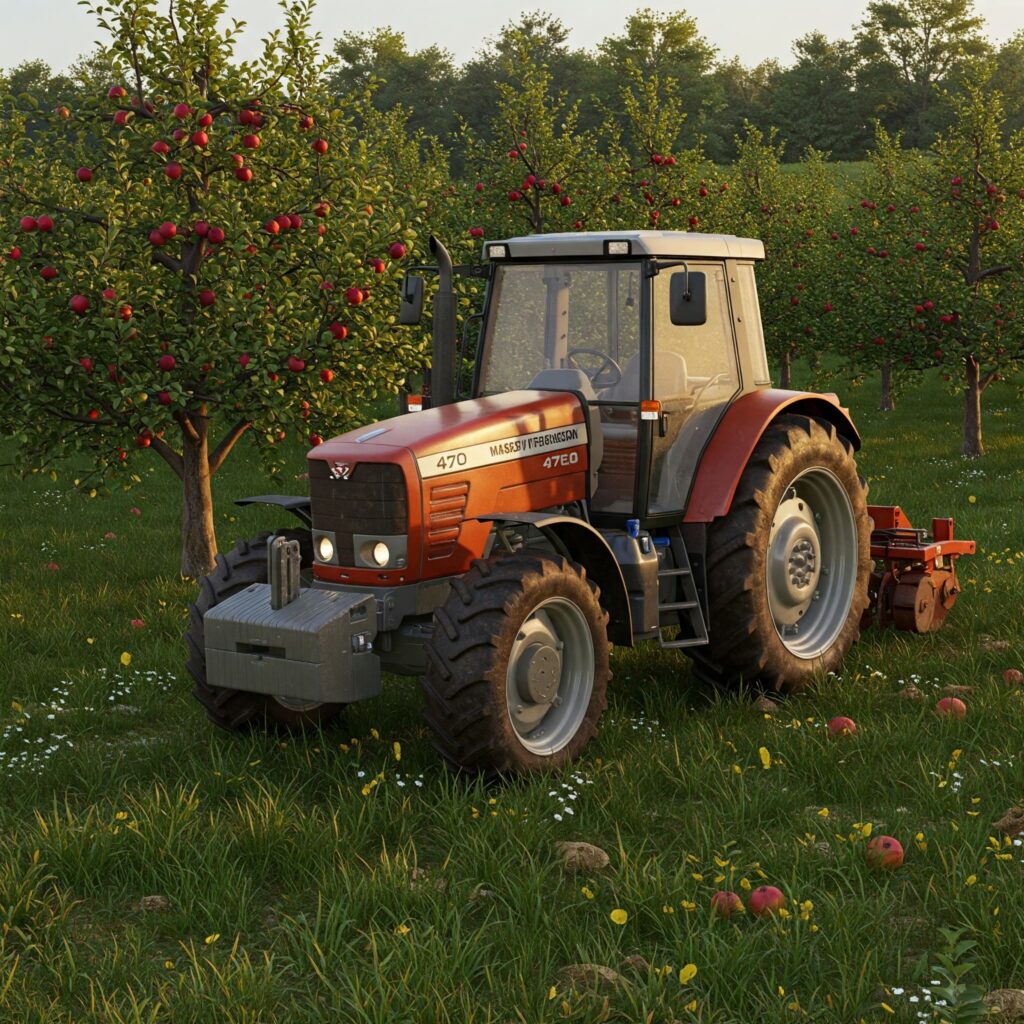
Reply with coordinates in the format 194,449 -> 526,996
478,262 -> 643,400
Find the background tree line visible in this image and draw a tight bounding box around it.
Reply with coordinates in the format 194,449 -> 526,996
4,0 -> 1023,164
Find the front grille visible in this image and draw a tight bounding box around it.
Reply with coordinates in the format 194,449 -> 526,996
309,460 -> 407,566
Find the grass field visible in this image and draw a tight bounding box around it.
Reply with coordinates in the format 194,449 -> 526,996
0,372 -> 1022,1024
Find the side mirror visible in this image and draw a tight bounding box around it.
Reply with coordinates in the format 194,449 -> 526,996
669,270 -> 707,326
399,274 -> 424,325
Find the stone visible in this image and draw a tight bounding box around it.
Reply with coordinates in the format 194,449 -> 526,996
993,807 -> 1024,837
619,955 -> 651,975
755,696 -> 780,713
557,963 -> 625,992
984,989 -> 1024,1020
140,895 -> 171,912
554,840 -> 610,872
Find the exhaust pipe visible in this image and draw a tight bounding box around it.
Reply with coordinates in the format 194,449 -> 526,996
429,235 -> 456,408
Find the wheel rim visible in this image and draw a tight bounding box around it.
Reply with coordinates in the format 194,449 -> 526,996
505,596 -> 595,756
766,467 -> 858,659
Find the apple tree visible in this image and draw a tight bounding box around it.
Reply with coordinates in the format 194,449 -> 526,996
925,78 -> 1024,457
722,127 -> 842,388
0,0 -> 430,577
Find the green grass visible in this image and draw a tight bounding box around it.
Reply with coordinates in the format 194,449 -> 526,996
0,373 -> 1022,1023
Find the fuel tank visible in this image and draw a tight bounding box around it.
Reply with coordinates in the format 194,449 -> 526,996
308,390 -> 590,586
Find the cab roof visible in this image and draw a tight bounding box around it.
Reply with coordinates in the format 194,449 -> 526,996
485,230 -> 765,262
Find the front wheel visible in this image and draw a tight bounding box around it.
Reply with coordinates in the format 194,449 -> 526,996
698,415 -> 871,691
421,554 -> 611,775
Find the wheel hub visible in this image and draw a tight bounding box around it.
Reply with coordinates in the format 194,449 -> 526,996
768,494 -> 821,625
515,643 -> 562,703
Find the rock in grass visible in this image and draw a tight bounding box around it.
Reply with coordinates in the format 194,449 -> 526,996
984,989 -> 1024,1020
993,807 -> 1024,837
619,954 -> 651,975
557,963 -> 626,992
554,840 -> 610,872
140,895 -> 171,912
897,685 -> 924,701
755,695 -> 780,713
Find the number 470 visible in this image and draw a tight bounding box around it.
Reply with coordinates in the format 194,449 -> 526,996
543,451 -> 579,469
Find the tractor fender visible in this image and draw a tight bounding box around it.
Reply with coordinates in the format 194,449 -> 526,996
684,389 -> 861,524
476,512 -> 633,645
234,494 -> 313,529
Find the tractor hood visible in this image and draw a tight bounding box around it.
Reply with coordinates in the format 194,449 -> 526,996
310,390 -> 588,476
307,390 -> 591,587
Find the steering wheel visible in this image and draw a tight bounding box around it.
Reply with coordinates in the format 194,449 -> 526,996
567,348 -> 623,390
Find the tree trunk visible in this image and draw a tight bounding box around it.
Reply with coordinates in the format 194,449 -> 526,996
180,421 -> 218,578
879,361 -> 895,412
779,345 -> 792,389
962,354 -> 984,459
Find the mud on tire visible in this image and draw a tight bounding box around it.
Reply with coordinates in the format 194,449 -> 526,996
185,531 -> 344,732
421,553 -> 611,775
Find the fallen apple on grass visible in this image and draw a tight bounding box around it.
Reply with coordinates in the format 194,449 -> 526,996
865,835 -> 904,870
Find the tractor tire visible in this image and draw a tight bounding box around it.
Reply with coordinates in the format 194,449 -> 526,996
697,414 -> 871,692
421,553 -> 611,775
185,531 -> 344,732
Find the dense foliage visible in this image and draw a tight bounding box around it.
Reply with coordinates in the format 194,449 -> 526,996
0,0 -> 1021,574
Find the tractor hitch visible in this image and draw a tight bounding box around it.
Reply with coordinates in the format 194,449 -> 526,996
862,505 -> 976,633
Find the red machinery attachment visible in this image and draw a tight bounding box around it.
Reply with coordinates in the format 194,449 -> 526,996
863,506 -> 976,633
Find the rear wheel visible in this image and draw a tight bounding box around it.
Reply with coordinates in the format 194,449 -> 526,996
698,415 -> 871,691
185,531 -> 345,731
421,553 -> 610,775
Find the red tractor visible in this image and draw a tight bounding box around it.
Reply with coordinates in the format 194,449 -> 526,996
186,232 -> 974,774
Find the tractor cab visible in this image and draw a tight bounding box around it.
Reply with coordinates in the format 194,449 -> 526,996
426,231 -> 769,527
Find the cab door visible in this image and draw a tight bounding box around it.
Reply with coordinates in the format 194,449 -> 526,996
646,262 -> 742,517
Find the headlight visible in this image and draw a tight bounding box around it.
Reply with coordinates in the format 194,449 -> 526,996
371,541 -> 390,566
316,535 -> 334,562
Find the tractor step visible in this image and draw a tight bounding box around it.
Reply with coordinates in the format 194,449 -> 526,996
656,536 -> 709,650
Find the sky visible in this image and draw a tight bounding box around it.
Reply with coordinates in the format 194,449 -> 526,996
1,0 -> 1022,75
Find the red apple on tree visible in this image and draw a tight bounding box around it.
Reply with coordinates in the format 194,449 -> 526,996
69,294 -> 89,315
158,354 -> 176,371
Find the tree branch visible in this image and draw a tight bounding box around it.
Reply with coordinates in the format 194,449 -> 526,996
176,411 -> 201,444
150,434 -> 184,480
151,250 -> 184,273
209,419 -> 253,475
